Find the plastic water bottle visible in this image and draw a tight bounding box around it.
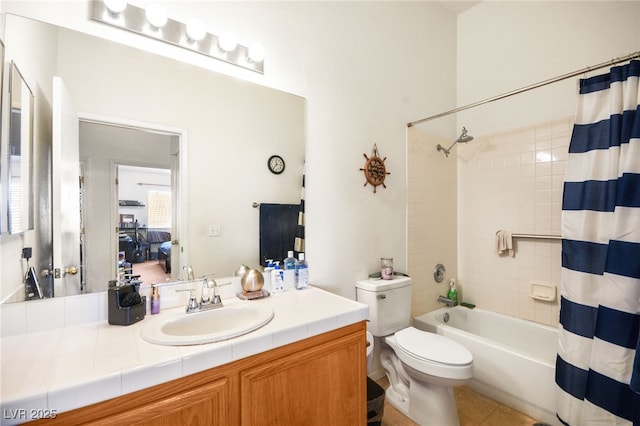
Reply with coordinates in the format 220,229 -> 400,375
283,251 -> 297,290
295,253 -> 309,290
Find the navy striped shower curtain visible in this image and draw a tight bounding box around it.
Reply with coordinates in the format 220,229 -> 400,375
556,60 -> 640,424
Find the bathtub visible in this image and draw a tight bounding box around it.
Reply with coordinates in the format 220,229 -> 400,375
413,306 -> 559,425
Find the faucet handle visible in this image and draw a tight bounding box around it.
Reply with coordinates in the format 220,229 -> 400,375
211,286 -> 222,305
201,278 -> 211,304
176,288 -> 199,312
206,278 -> 222,305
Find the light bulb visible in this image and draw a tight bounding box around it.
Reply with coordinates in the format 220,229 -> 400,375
218,32 -> 237,52
145,3 -> 168,28
104,0 -> 127,14
248,43 -> 265,63
103,0 -> 127,14
186,19 -> 206,41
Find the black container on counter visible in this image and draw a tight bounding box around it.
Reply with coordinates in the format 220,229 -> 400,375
108,284 -> 146,326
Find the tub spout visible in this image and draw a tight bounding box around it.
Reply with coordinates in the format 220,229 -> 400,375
437,295 -> 456,307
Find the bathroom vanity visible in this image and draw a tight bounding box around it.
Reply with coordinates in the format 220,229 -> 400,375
1,287 -> 368,425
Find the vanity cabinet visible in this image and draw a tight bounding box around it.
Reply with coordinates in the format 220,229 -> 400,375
99,377 -> 233,425
30,322 -> 366,425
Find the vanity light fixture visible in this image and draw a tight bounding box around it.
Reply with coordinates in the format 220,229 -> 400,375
91,0 -> 265,73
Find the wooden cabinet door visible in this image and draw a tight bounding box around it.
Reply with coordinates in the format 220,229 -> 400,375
86,377 -> 232,426
239,332 -> 366,426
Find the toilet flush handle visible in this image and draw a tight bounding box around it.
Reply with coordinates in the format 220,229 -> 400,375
377,294 -> 386,299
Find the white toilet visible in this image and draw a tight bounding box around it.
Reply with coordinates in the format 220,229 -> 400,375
356,276 -> 473,426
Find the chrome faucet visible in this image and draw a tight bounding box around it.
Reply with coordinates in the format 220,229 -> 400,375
183,264 -> 195,281
176,278 -> 224,314
437,295 -> 457,307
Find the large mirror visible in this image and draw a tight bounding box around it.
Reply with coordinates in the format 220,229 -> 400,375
7,61 -> 34,234
0,14 -> 305,303
0,40 -> 4,234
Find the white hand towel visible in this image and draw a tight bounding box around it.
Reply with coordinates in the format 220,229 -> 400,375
495,230 -> 514,257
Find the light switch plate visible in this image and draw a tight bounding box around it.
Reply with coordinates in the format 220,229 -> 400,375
208,224 -> 221,237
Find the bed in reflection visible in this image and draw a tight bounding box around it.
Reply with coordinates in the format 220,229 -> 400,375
146,231 -> 172,273
158,241 -> 171,273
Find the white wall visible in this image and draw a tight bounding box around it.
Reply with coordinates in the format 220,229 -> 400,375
455,1 -> 640,325
1,1 -> 457,300
456,1 -> 640,134
300,2 -> 457,297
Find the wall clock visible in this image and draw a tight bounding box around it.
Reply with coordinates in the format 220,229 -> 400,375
268,154 -> 285,174
360,144 -> 390,193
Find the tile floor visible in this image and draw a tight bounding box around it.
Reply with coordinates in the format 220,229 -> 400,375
375,377 -> 541,426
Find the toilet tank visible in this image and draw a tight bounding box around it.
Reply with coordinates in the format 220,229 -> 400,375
356,276 -> 411,337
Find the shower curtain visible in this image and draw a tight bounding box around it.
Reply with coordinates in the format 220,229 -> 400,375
556,59 -> 640,425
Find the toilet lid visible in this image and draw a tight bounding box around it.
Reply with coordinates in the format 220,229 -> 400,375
395,327 -> 472,366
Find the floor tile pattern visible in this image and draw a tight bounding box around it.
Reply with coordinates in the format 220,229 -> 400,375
376,377 -> 540,426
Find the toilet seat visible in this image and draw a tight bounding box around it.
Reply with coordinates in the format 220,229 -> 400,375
395,327 -> 472,366
387,327 -> 473,381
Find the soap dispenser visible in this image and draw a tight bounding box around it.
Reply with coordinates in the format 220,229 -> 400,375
447,279 -> 458,306
151,284 -> 161,314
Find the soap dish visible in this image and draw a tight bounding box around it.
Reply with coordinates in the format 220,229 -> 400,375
236,289 -> 270,300
529,282 -> 556,302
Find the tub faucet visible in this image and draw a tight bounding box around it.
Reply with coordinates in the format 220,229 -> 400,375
437,295 -> 456,307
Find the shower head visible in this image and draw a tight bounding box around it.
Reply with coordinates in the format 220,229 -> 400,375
456,127 -> 474,143
437,127 -> 474,157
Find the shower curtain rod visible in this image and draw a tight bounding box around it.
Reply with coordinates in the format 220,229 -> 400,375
407,50 -> 640,128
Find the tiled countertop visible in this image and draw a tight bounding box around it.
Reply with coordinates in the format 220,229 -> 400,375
0,286 -> 368,424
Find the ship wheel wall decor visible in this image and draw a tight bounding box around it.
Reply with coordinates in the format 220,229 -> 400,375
360,144 -> 390,193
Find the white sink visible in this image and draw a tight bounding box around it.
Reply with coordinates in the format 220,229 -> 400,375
141,302 -> 274,345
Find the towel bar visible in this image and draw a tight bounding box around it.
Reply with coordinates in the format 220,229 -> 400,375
511,233 -> 561,240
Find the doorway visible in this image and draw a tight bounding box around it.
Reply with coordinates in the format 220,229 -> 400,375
78,115 -> 186,292
116,165 -> 172,285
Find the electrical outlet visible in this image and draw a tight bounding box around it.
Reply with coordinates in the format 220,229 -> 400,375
208,224 -> 221,237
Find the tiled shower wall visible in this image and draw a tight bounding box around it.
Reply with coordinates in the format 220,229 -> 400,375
456,117 -> 574,327
407,128 -> 458,317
